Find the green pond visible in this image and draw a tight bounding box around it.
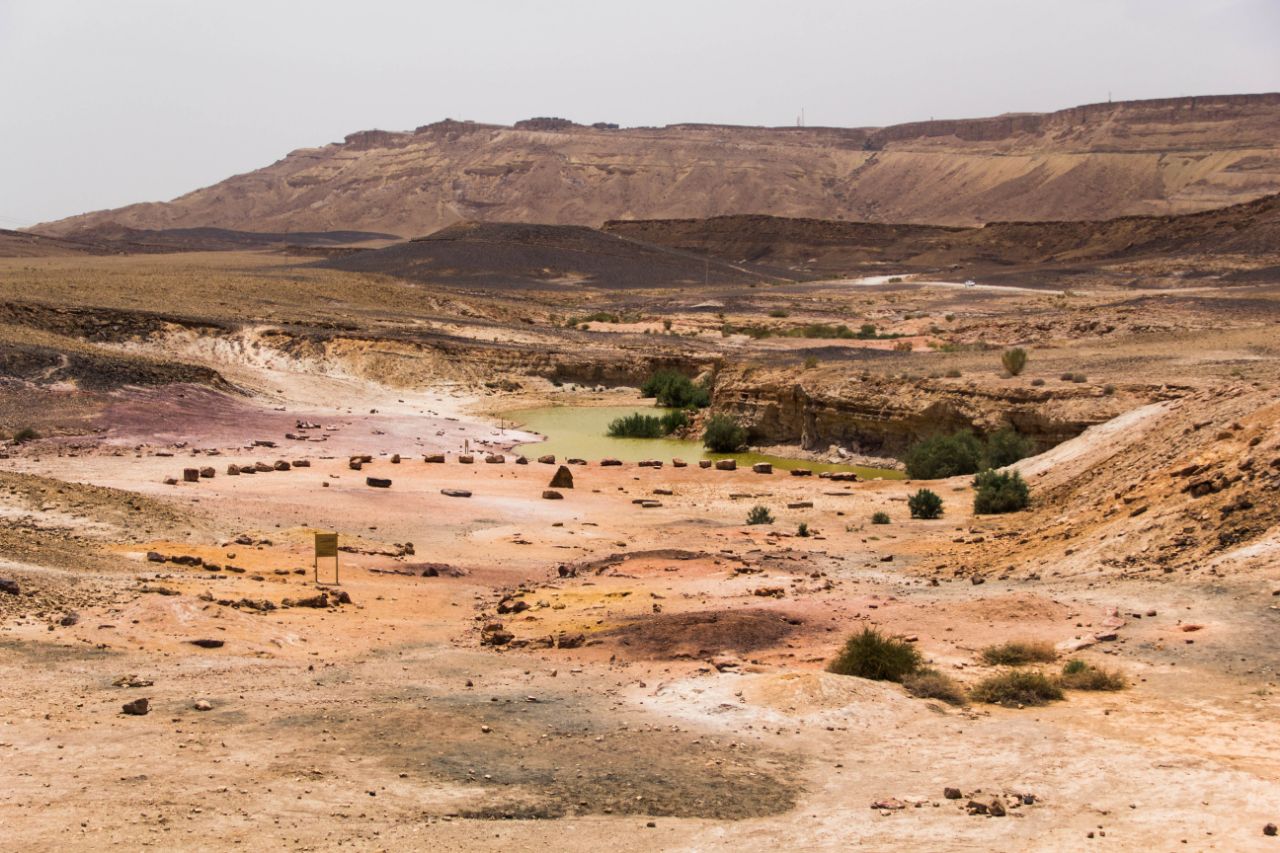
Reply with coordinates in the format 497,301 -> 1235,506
506,405 -> 905,479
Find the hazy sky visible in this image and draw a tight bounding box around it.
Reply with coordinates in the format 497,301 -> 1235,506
2,0 -> 1278,227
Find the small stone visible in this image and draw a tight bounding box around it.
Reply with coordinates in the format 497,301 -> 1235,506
1265,823 -> 1278,837
193,700 -> 213,711
944,787 -> 962,799
121,698 -> 150,716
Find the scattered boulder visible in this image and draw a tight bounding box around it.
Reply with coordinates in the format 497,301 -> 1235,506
567,458 -> 586,465
752,462 -> 773,474
292,459 -> 311,468
714,459 -> 736,471
424,454 -> 446,463
199,467 -> 215,478
274,460 -> 291,471
497,597 -> 530,615
787,501 -> 813,509
485,454 -> 505,464
293,593 -> 331,608
193,699 -> 213,712
944,787 -> 963,800
557,631 -> 585,649
515,456 -> 528,465
549,465 -> 574,489
600,458 -> 623,467
698,460 -> 713,469
121,698 -> 150,716
543,490 -> 564,500
458,455 -> 474,464
254,462 -> 273,473
0,578 -> 20,596
672,459 -> 687,467
441,489 -> 472,498
189,639 -> 225,649
226,464 -> 240,475
183,468 -> 200,483
391,454 -> 401,464
366,477 -> 392,488
537,455 -> 556,464
790,468 -> 812,477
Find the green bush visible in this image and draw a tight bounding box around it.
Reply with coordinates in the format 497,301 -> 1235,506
703,414 -> 747,452
803,355 -> 819,370
980,641 -> 1057,666
908,488 -> 943,519
871,511 -> 891,525
904,431 -> 985,479
903,668 -> 968,705
768,309 -> 789,318
796,522 -> 810,537
659,409 -> 689,434
746,505 -> 774,525
984,428 -> 1034,468
973,469 -> 1030,514
640,370 -> 710,409
12,427 -> 40,444
904,428 -> 1033,479
970,670 -> 1063,707
1059,660 -> 1126,691
1001,347 -> 1028,376
827,628 -> 922,682
606,413 -> 665,438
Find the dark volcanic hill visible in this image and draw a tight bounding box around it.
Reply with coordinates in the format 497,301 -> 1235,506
603,192 -> 1280,278
35,94 -> 1280,238
318,221 -> 776,290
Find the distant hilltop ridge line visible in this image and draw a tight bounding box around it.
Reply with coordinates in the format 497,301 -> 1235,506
342,92 -> 1280,150
35,91 -> 1280,237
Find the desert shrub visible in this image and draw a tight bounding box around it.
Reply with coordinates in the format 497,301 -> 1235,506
1030,377 -> 1045,386
640,370 -> 709,408
980,641 -> 1057,666
970,670 -> 1063,707
905,431 -> 985,479
858,323 -> 878,338
606,413 -> 665,438
803,355 -> 819,370
871,511 -> 891,525
796,522 -> 810,537
908,488 -> 943,519
827,628 -> 922,682
945,368 -> 962,378
12,427 -> 40,444
746,505 -> 774,525
768,308 -> 790,318
972,469 -> 1030,514
1059,660 -> 1126,691
1102,383 -> 1116,395
1061,372 -> 1087,383
944,313 -> 955,322
903,668 -> 968,705
1001,347 -> 1028,376
660,409 -> 689,434
570,311 -> 621,325
703,414 -> 747,452
662,318 -> 673,331
983,428 -> 1034,468
888,277 -> 904,283
893,340 -> 913,352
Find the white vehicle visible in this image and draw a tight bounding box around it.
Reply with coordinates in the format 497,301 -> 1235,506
963,279 -> 976,288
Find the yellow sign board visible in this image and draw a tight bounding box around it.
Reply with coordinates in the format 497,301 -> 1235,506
314,532 -> 338,558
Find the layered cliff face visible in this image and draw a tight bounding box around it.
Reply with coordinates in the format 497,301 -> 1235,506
37,94 -> 1280,237
712,367 -> 1135,456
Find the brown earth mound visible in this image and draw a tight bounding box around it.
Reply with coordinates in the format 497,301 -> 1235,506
605,609 -> 802,659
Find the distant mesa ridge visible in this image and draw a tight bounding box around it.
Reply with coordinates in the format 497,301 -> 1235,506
32,92 -> 1280,239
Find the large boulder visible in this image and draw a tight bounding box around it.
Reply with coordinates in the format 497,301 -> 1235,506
549,465 -> 574,489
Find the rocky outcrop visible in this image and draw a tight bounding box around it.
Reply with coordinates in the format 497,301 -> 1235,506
712,367 -> 1136,456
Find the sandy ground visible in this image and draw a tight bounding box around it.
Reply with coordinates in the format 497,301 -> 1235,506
3,371 -> 1279,852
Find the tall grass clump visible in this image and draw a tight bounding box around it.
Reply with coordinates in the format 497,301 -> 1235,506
827,628 -> 922,682
970,670 -> 1063,707
980,641 -> 1057,666
1059,659 -> 1126,691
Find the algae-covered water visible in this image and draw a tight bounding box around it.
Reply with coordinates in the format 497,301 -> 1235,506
507,405 -> 904,479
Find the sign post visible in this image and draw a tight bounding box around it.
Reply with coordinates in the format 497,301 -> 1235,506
314,532 -> 339,585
